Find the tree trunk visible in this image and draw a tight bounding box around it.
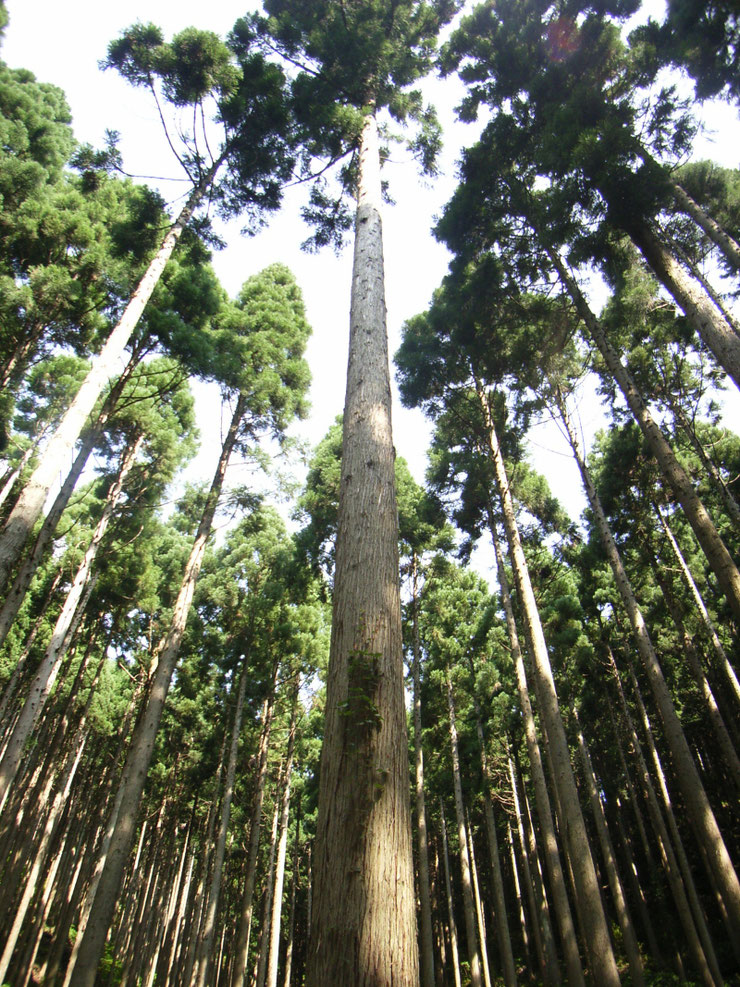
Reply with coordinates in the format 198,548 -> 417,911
412,556 -> 436,987
267,687 -> 300,987
230,677 -> 277,987
554,389 -> 740,946
550,249 -> 740,625
447,675 -> 483,987
476,386 -> 620,986
467,814 -> 492,987
573,710 -> 645,986
281,800 -> 301,987
671,179 -> 740,274
196,655 -> 251,987
0,162 -> 221,592
488,518 -> 584,987
67,392 -> 244,987
439,803 -> 463,987
626,218 -> 740,388
306,108 -> 418,987
0,433 -> 142,809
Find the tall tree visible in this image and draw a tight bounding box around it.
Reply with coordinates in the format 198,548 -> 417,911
256,2 -> 457,982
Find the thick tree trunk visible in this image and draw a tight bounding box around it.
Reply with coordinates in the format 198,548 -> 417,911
0,163 -> 220,592
488,519 -> 584,987
0,434 -> 141,809
306,109 -> 418,987
67,393 -> 244,987
551,249 -> 740,625
555,391 -> 740,946
447,675 -> 483,987
412,558 -> 436,987
476,387 -> 620,986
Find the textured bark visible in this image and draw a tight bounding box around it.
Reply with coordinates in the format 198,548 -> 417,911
282,800 -> 301,987
555,392 -> 740,946
0,165 -> 220,592
477,387 -> 620,986
0,434 -> 141,809
447,676 -> 482,987
551,250 -> 740,625
306,109 -> 418,987
68,394 -> 244,987
488,520 -> 584,987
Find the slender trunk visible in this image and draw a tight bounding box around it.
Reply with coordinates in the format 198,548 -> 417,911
670,405 -> 740,532
306,108 -> 418,987
440,803 -> 462,987
412,556 -> 435,987
0,162 -> 221,591
626,218 -> 740,388
467,814 -> 492,987
554,390 -> 740,944
656,504 -> 740,708
507,818 -> 533,975
266,687 -> 300,987
447,675 -> 483,987
550,249 -> 740,625
0,434 -> 141,809
477,386 -> 620,986
281,800 -> 301,987
488,518 -> 584,987
0,443 -> 34,509
467,658 -> 518,987
671,179 -> 740,274
256,781 -> 282,987
608,652 -> 720,986
68,393 -> 244,987
508,754 -> 553,987
196,655 -> 251,987
0,345 -> 141,651
230,679 -> 277,987
573,710 -> 644,986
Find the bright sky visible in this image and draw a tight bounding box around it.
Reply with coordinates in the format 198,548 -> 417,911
4,1 -> 739,565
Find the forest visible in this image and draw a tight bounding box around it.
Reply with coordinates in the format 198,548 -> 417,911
0,0 -> 739,984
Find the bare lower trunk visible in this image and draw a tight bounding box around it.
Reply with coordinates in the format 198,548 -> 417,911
554,391 -> 740,946
412,558 -> 435,987
477,385 -> 620,986
306,109 -> 418,986
67,393 -> 243,987
488,518 -> 583,987
440,803 -> 462,987
0,434 -> 141,808
447,676 -> 482,987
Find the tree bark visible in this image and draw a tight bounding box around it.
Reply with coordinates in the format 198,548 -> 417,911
67,392 -> 244,987
671,179 -> 740,275
306,108 -> 418,987
439,803 -> 463,987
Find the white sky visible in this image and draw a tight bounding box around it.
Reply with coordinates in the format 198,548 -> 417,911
4,0 -> 739,571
